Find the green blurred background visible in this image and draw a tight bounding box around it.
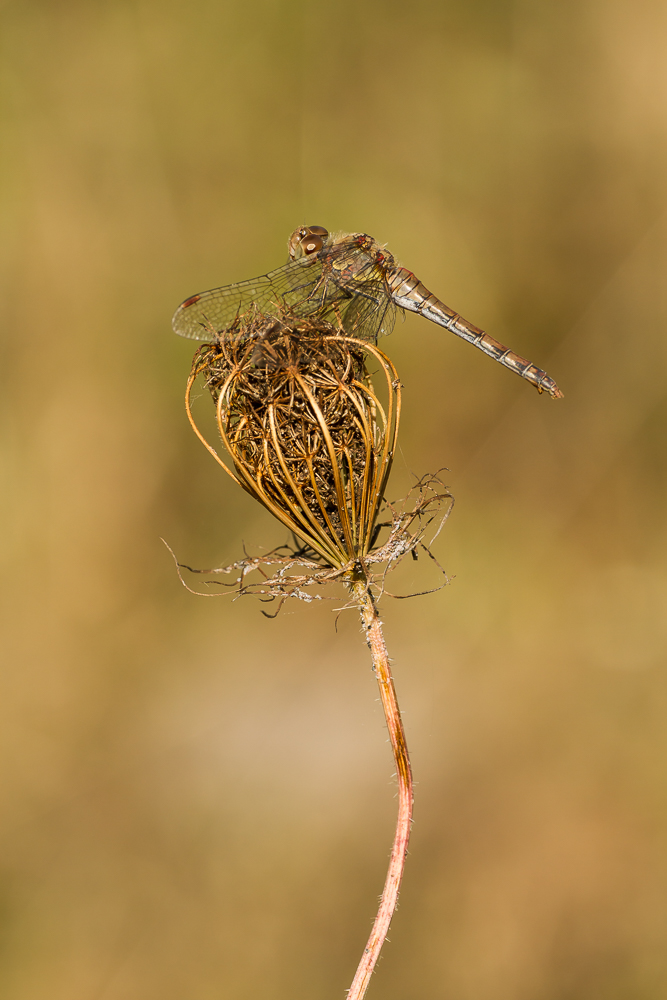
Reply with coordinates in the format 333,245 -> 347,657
2,1 -> 667,997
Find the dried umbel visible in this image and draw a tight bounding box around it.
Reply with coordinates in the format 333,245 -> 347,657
186,311 -> 401,571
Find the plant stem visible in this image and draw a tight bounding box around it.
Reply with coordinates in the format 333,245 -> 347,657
347,580 -> 414,1000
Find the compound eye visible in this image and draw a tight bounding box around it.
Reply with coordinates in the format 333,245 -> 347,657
288,224 -> 329,259
300,234 -> 323,255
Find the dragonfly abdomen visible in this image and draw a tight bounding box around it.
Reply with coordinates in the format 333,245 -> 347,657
387,267 -> 563,398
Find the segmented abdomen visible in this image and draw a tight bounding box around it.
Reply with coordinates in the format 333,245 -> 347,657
387,267 -> 563,399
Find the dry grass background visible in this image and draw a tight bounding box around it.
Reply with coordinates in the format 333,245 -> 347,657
1,1 -> 667,997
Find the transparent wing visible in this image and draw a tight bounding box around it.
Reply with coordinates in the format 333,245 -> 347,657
172,234 -> 398,343
337,282 -> 397,341
172,255 -> 326,342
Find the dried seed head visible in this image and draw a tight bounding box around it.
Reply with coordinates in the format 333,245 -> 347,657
186,312 -> 401,570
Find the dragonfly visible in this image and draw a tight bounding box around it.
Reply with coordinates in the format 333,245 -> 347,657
173,225 -> 563,398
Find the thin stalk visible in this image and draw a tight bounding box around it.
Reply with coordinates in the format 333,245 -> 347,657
347,579 -> 414,1000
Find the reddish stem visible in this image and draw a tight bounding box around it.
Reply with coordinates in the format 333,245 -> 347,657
347,581 -> 414,1000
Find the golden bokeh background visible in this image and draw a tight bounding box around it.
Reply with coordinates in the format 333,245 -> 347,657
2,1 -> 667,997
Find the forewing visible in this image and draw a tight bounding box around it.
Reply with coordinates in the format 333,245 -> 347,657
172,233 -> 397,343
172,256 -> 325,341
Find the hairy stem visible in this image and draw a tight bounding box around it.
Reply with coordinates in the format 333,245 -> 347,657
347,580 -> 414,1000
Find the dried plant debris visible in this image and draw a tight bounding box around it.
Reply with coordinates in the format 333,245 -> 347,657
166,473 -> 453,615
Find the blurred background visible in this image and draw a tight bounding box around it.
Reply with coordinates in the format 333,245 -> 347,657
1,0 -> 666,997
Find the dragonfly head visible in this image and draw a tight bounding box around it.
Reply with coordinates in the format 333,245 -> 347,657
288,225 -> 329,260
